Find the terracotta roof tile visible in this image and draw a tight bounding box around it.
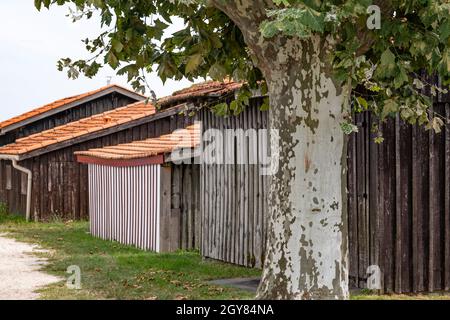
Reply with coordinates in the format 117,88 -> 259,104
75,124 -> 200,160
158,81 -> 242,106
0,101 -> 155,157
0,84 -> 145,131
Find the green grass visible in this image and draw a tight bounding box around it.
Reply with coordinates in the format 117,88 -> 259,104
0,202 -> 9,216
352,291 -> 450,300
0,215 -> 261,300
0,213 -> 449,300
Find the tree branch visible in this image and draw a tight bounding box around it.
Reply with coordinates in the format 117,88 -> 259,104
208,0 -> 276,76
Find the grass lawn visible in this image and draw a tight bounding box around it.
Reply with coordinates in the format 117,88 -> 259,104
0,214 -> 261,300
0,213 -> 449,300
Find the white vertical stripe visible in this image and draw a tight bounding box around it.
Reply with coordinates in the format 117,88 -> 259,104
156,165 -> 161,253
88,163 -> 161,252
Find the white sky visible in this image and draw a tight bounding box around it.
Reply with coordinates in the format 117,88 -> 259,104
0,1 -> 196,121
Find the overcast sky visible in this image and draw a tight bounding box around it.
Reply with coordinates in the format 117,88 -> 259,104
0,1 -> 196,121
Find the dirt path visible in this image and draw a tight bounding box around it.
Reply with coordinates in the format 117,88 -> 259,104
0,234 -> 61,300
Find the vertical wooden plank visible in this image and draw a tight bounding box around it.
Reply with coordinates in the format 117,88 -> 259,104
428,103 -> 445,291
347,115 -> 358,288
399,118 -> 413,293
183,165 -> 192,250
429,111 -> 436,292
445,103 -> 450,291
368,113 -> 380,277
219,115 -> 227,262
357,113 -> 367,288
200,110 -> 208,257
171,165 -> 182,248
243,110 -> 249,266
394,115 -> 403,293
229,114 -> 237,264
254,105 -> 263,268
238,112 -> 245,266
224,115 -> 231,263
193,164 -> 201,249
411,124 -> 421,292
383,118 -> 396,293
210,111 -> 217,258
159,165 -> 173,252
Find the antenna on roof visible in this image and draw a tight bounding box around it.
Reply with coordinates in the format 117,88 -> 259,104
106,76 -> 112,86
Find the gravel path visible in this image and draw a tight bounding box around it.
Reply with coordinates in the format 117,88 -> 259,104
0,234 -> 61,300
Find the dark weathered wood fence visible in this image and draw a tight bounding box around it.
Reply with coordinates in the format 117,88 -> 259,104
201,97 -> 450,293
349,105 -> 450,293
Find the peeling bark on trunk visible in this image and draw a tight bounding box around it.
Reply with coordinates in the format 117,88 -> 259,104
256,37 -> 349,300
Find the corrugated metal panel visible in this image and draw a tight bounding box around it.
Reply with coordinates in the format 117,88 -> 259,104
88,163 -> 161,252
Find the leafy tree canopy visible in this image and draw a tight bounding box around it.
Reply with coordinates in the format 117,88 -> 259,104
35,0 -> 450,139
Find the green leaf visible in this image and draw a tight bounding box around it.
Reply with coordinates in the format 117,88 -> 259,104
185,54 -> 203,74
356,97 -> 368,110
394,66 -> 409,89
260,97 -> 270,111
340,122 -> 359,135
112,39 -> 124,53
273,0 -> 290,6
208,63 -> 227,81
381,99 -> 399,119
107,52 -> 119,69
378,48 -> 396,78
35,0 -> 42,11
212,103 -> 229,116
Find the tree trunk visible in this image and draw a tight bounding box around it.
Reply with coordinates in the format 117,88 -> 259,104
256,37 -> 349,300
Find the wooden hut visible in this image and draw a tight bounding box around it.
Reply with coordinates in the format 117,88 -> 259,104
0,84 -> 144,146
0,100 -> 194,220
74,124 -> 201,252
60,81 -> 448,293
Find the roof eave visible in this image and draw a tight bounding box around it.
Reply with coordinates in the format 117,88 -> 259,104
0,154 -> 20,161
0,86 -> 146,135
12,102 -> 193,161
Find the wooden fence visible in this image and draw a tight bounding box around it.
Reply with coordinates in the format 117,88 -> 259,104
200,99 -> 270,268
349,104 -> 450,293
200,97 -> 450,293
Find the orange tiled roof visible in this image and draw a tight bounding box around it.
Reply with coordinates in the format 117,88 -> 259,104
75,123 -> 201,160
0,101 -> 155,157
0,84 -> 145,131
158,81 -> 242,106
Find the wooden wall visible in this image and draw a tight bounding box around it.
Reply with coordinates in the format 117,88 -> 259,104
88,163 -> 161,251
200,97 -> 450,293
0,112 -> 194,220
160,163 -> 201,252
348,106 -> 450,293
0,93 -> 137,146
200,99 -> 270,268
87,162 -> 200,252
0,162 -> 27,215
171,163 -> 202,251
